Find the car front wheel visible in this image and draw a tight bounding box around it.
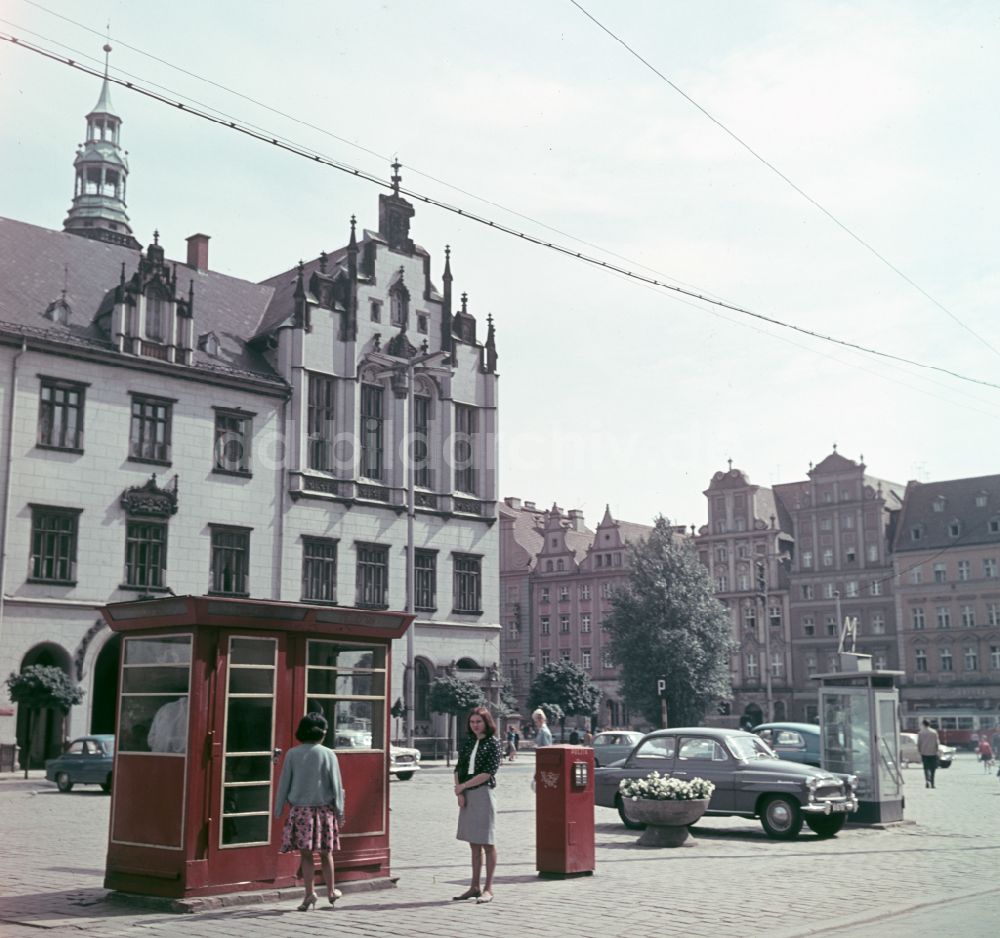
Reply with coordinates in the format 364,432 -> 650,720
616,795 -> 646,831
101,773 -> 112,793
805,813 -> 845,838
760,795 -> 803,839
395,771 -> 414,781
55,772 -> 73,793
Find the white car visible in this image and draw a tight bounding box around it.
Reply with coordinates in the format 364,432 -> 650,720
899,732 -> 955,769
389,744 -> 421,781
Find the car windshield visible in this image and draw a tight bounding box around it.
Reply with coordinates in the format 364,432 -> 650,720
728,735 -> 777,761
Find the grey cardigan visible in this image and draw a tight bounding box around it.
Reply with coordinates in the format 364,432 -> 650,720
273,743 -> 345,818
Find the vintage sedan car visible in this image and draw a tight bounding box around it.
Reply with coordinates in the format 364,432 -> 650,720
753,722 -> 822,767
899,732 -> 955,769
389,744 -> 421,781
594,727 -> 857,839
590,731 -> 644,767
45,734 -> 115,793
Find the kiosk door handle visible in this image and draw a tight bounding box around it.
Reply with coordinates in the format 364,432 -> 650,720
272,748 -> 283,765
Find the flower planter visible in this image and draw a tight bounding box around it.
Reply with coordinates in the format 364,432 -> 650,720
623,798 -> 710,847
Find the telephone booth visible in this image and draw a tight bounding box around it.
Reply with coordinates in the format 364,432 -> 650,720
100,595 -> 413,899
814,656 -> 904,824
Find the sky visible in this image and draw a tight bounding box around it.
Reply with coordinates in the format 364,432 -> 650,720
1,0 -> 999,531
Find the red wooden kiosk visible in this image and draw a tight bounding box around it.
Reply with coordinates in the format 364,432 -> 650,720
100,595 -> 413,899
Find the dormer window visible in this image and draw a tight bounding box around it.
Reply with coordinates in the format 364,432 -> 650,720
911,525 -> 923,541
197,332 -> 220,357
949,520 -> 961,538
932,497 -> 945,512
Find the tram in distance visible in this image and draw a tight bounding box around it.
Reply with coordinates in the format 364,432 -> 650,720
902,710 -> 998,750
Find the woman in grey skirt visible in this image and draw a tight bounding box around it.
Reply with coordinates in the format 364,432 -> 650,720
452,706 -> 503,904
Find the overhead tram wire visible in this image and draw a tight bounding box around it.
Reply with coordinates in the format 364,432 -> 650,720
18,0 -> 712,300
569,0 -> 1000,361
607,269 -> 1000,423
4,29 -> 1000,395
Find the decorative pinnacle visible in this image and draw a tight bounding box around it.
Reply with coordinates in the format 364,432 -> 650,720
153,229 -> 159,245
391,159 -> 401,195
350,214 -> 357,234
319,250 -> 328,273
461,292 -> 468,312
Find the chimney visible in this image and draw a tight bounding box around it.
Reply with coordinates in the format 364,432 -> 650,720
505,497 -> 522,510
568,509 -> 586,531
524,500 -> 537,511
186,233 -> 210,271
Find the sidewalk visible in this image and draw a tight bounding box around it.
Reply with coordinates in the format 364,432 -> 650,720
1,755 -> 999,937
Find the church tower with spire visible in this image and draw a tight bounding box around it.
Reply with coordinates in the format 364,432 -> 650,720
62,44 -> 140,248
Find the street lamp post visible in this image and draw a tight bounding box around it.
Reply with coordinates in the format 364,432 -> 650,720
756,546 -> 791,724
372,345 -> 450,747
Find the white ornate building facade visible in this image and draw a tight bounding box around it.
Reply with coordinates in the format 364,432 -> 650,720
0,69 -> 500,765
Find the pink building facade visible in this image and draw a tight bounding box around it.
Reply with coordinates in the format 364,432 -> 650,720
499,499 -> 653,732
892,475 -> 1000,743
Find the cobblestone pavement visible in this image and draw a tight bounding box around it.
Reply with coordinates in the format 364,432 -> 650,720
1,753 -> 999,937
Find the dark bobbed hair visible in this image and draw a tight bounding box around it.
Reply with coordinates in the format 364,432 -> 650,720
465,705 -> 497,738
296,712 -> 328,743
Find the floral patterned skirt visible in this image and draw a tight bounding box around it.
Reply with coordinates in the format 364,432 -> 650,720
280,805 -> 340,853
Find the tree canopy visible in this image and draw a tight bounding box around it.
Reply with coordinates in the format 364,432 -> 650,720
606,516 -> 733,727
528,660 -> 601,726
428,674 -> 484,718
6,665 -> 83,712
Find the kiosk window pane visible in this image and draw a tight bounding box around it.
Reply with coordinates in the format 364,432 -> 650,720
307,640 -> 386,750
230,637 -> 275,666
230,669 -> 274,695
121,666 -> 189,695
124,635 -> 192,665
222,814 -> 270,847
118,634 -> 192,753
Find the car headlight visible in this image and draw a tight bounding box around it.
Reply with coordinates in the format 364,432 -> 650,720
806,776 -> 821,790
844,774 -> 858,793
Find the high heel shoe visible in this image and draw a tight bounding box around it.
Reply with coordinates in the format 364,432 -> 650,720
328,887 -> 343,905
452,888 -> 481,901
296,894 -> 317,911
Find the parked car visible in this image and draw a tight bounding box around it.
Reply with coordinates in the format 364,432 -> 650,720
45,735 -> 115,793
753,722 -> 822,767
590,731 -> 644,767
594,727 -> 857,839
389,744 -> 421,781
899,732 -> 955,769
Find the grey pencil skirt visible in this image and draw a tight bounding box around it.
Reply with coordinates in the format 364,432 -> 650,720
456,785 -> 496,844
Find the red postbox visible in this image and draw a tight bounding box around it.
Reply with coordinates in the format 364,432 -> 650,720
99,595 -> 413,899
535,745 -> 595,876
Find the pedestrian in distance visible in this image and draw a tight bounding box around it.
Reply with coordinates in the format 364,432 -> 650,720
532,708 -> 553,748
978,737 -> 995,771
274,712 -> 346,911
917,719 -> 940,789
583,730 -> 594,746
453,706 -> 503,904
505,727 -> 518,762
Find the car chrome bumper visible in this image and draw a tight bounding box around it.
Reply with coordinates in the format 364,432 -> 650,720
802,798 -> 857,815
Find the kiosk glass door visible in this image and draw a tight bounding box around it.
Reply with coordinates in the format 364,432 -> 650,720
209,633 -> 290,882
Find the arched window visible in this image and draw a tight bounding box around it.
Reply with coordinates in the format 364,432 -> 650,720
415,659 -> 431,722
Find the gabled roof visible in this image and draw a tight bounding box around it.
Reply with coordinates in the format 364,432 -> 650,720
809,451 -> 860,475
499,501 -> 546,570
256,247 -> 349,338
893,474 -> 1000,552
0,216 -> 281,384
